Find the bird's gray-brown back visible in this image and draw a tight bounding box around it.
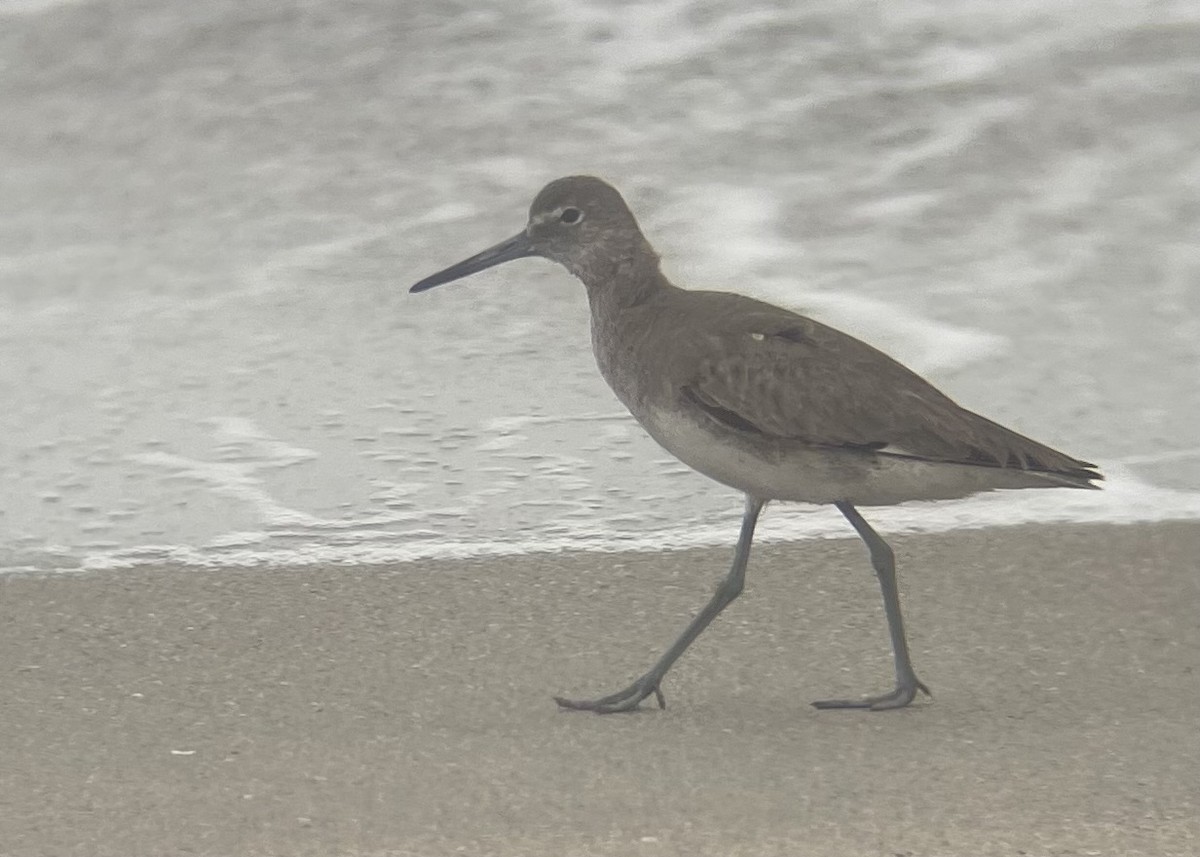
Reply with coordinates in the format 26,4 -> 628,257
594,284 -> 1098,486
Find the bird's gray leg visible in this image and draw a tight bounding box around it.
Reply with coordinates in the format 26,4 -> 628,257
812,501 -> 932,711
555,495 -> 765,714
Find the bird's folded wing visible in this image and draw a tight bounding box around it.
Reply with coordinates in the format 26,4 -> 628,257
683,320 -> 1096,476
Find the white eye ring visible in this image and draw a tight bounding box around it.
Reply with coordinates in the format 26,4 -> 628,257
559,207 -> 583,225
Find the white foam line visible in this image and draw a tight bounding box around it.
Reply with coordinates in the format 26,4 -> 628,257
155,227 -> 394,320
209,417 -> 318,468
657,180 -> 1006,376
132,450 -> 328,528
543,0 -> 778,99
1114,448 -> 1200,466
0,0 -> 91,14
786,289 -> 1009,376
130,456 -> 448,535
415,201 -> 479,226
130,417 -> 326,527
482,412 -> 631,432
211,227 -> 394,308
665,184 -> 795,282
66,465 -> 1200,574
867,97 -> 1027,188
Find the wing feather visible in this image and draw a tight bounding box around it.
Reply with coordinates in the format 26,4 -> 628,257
679,300 -> 1099,482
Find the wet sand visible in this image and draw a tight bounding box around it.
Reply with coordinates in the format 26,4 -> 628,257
2,521 -> 1198,856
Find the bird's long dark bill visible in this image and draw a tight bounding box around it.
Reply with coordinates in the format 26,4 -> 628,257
409,232 -> 535,293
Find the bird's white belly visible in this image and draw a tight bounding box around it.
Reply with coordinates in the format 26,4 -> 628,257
636,406 -> 1055,506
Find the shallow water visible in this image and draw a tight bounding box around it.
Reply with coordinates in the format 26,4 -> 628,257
2,0 -> 1199,573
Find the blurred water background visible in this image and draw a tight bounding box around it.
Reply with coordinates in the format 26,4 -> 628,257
2,0 -> 1199,574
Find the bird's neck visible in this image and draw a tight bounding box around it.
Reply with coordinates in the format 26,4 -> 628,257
577,244 -> 670,315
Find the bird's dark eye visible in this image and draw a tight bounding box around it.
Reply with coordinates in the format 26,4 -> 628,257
559,207 -> 583,225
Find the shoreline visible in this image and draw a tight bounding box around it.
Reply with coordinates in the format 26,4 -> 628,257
2,520 -> 1198,856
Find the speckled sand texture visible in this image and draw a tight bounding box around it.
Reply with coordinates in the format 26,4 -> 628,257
2,522 -> 1198,856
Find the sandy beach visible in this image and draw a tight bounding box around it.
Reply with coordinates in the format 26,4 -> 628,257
1,521 -> 1197,856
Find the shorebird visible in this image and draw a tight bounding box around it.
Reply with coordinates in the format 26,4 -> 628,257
410,176 -> 1102,713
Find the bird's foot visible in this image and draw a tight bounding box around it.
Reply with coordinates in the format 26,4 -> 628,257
811,675 -> 932,711
554,673 -> 667,714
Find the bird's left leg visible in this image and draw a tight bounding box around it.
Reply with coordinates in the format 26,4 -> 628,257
555,495 -> 766,714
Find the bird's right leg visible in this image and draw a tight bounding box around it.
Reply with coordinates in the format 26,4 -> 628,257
811,501 -> 931,710
554,495 -> 765,714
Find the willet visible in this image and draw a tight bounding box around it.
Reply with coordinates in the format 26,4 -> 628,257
410,176 -> 1102,713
